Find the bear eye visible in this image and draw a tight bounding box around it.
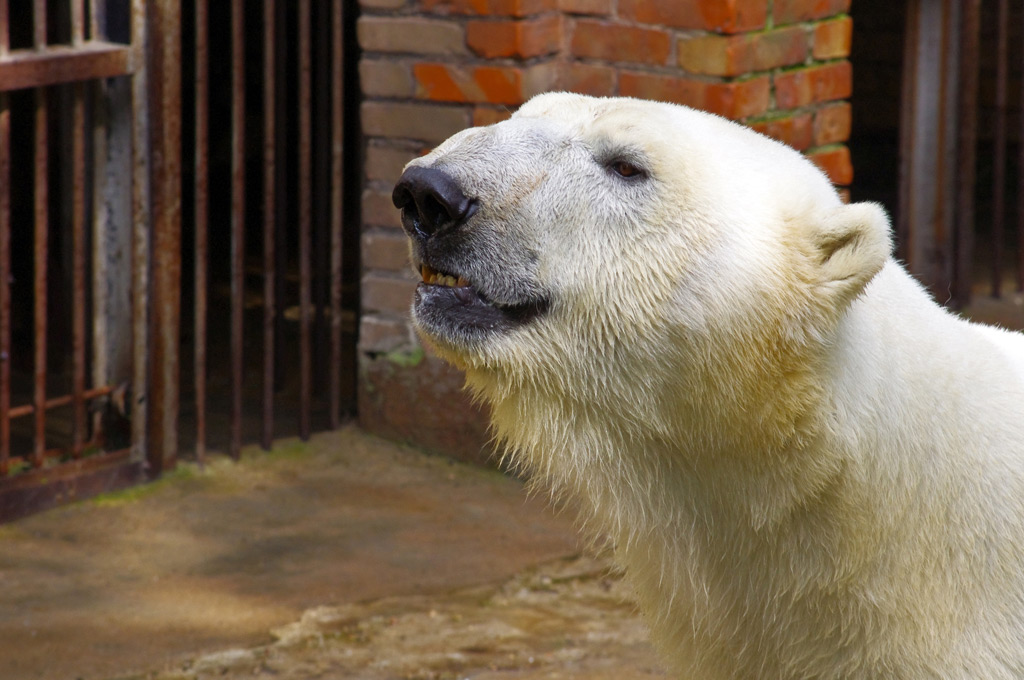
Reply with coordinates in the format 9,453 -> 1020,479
609,159 -> 646,180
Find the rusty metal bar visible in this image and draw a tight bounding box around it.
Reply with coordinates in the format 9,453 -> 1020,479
8,385 -> 116,420
194,0 -> 208,464
72,0 -> 85,44
145,0 -> 182,476
0,43 -> 134,92
230,0 -> 245,459
273,0 -> 288,401
261,0 -> 277,451
298,0 -> 312,440
33,88 -> 48,468
954,0 -> 980,307
991,0 -> 1009,298
129,0 -> 150,466
0,93 -> 10,476
313,0 -> 330,407
0,0 -> 8,55
34,0 -> 46,48
72,83 -> 87,458
329,0 -> 344,429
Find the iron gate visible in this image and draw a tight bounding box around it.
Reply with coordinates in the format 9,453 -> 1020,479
0,0 -> 360,522
0,0 -> 149,520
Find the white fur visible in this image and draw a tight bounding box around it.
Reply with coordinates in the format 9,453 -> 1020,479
405,93 -> 1024,678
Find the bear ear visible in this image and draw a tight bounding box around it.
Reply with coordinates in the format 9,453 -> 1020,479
810,201 -> 892,308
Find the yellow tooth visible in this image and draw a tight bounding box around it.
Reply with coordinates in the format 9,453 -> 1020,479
456,276 -> 468,287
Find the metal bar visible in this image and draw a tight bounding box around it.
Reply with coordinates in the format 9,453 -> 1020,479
71,0 -> 85,45
897,0 -> 921,261
298,0 -> 312,440
90,0 -> 107,41
313,0 -> 329,405
0,449 -> 143,525
147,0 -> 183,475
8,385 -> 116,419
261,0 -> 276,451
954,0 -> 980,306
34,0 -> 46,48
33,88 -> 48,468
0,43 -> 135,93
991,0 -> 1009,298
230,0 -> 245,459
129,0 -> 150,467
72,83 -> 87,458
0,0 -> 8,55
1,440 -> 123,478
0,93 -> 10,476
194,0 -> 208,465
329,0 -> 344,429
1018,1 -> 1024,293
273,0 -> 288,397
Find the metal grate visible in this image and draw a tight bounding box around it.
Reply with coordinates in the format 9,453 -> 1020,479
0,0 -> 148,519
0,0 -> 360,521
182,0 -> 359,464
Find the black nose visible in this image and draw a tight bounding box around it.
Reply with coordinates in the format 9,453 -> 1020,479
392,166 -> 478,238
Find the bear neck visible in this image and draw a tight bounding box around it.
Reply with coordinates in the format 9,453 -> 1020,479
470,326 -> 843,539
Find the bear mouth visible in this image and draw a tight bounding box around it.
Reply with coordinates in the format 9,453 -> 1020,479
413,263 -> 548,342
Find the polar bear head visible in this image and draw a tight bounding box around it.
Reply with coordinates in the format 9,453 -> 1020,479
393,93 -> 891,455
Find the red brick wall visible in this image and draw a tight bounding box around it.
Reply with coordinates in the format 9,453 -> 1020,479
358,0 -> 854,461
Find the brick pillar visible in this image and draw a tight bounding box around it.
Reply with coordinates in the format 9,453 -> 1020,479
357,0 -> 855,463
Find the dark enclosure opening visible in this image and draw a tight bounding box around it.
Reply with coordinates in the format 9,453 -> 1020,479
177,0 -> 363,459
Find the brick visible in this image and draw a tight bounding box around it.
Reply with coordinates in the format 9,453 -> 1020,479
570,19 -> 671,66
362,272 -> 418,316
358,315 -> 414,354
359,60 -> 414,98
363,188 -> 404,230
749,112 -> 813,150
363,230 -> 413,272
807,144 -> 853,185
365,144 -> 418,184
557,0 -> 612,15
421,0 -> 555,17
620,71 -> 770,120
812,16 -> 853,60
678,26 -> 808,77
619,0 -> 767,34
774,0 -> 850,26
473,106 -> 515,126
358,354 -> 493,466
812,101 -> 851,146
357,16 -> 468,56
362,101 -> 470,144
773,61 -> 852,110
558,62 -> 616,96
466,14 -> 562,59
413,62 -> 556,105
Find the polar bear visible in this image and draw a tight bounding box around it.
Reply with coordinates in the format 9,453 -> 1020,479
392,93 -> 1024,679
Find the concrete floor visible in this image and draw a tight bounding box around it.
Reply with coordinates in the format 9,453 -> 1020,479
0,426 -> 650,680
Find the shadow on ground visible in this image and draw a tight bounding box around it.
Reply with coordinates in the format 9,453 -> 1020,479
0,426 -> 665,680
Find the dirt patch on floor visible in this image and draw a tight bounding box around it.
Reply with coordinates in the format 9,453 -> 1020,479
0,427 -> 599,680
127,554 -> 668,680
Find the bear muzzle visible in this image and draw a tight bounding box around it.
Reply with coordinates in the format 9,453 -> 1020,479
392,165 -> 478,240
